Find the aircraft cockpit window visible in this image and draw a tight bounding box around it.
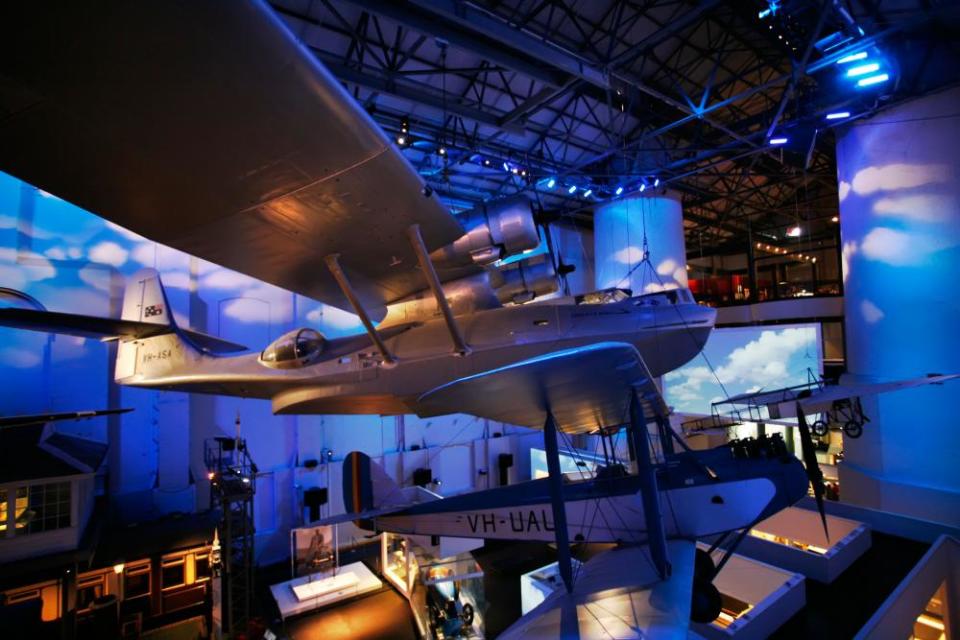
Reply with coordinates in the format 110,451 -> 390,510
574,288 -> 631,305
633,288 -> 693,307
260,328 -> 325,369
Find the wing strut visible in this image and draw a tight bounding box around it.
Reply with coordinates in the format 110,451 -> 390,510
324,254 -> 397,365
543,410 -> 574,593
630,392 -> 672,580
407,224 -> 471,356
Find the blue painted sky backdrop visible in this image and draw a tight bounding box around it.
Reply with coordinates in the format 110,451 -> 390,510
665,323 -> 822,415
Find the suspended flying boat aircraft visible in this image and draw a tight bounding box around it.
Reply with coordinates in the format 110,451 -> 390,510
0,1 -> 715,417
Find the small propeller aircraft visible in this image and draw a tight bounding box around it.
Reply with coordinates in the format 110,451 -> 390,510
319,343 -> 820,635
714,374 -> 960,438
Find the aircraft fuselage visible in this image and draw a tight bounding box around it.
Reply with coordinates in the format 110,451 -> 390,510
120,290 -> 715,416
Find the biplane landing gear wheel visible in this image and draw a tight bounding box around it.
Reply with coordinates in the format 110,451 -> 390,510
690,578 -> 722,623
843,420 -> 863,439
811,420 -> 829,437
461,603 -> 474,626
694,548 -> 716,581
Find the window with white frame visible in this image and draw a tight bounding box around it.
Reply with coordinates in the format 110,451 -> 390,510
3,481 -> 71,535
123,562 -> 151,600
161,556 -> 186,590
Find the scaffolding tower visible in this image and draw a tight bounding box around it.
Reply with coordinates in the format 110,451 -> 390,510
205,436 -> 257,637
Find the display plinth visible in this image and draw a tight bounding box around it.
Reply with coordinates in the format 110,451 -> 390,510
690,545 -> 805,639
729,506 -> 871,583
519,558 -> 585,615
270,561 -> 382,620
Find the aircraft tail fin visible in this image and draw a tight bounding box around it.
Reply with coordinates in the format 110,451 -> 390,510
122,268 -> 175,327
343,451 -> 398,514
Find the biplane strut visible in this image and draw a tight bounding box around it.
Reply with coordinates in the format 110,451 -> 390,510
543,409 -> 574,593
629,391 -> 672,580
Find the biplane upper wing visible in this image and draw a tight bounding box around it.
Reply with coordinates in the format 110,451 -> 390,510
716,374 -> 959,418
0,1 -> 464,320
499,541 -> 695,639
416,342 -> 668,433
798,374 -> 960,414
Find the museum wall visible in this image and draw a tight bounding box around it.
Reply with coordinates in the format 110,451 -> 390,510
835,84 -> 960,526
0,172 -> 580,564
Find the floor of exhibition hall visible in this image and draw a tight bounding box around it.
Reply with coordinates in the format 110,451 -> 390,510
252,531 -> 929,639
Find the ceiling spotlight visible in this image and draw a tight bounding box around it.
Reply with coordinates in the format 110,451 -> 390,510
567,185 -> 577,194
837,51 -> 868,65
438,146 -> 446,155
787,225 -> 802,237
857,73 -> 889,87
547,178 -> 557,189
831,215 -> 839,222
639,184 -> 646,192
511,167 -> 519,174
583,188 -> 593,197
484,159 -> 491,166
615,185 -> 624,196
846,63 -> 880,78
654,178 -> 660,187
397,136 -> 407,146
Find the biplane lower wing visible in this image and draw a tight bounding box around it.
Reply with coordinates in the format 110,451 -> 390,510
416,342 -> 668,434
499,541 -> 695,640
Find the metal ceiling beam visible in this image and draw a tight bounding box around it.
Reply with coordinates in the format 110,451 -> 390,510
356,0 -> 755,156
336,0 -> 572,86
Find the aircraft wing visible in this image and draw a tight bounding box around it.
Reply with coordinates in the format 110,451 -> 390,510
0,308 -> 248,354
499,541 -> 694,639
0,1 -> 464,320
0,408 -> 132,429
798,374 -> 960,414
416,342 -> 668,433
715,374 -> 959,418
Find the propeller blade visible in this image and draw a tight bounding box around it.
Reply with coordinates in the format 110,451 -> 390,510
539,217 -> 571,296
796,402 -> 829,541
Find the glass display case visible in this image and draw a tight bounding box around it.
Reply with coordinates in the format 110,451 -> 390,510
382,532 -> 418,596
410,552 -> 485,639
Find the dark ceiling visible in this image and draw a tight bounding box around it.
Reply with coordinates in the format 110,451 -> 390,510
269,0 -> 960,253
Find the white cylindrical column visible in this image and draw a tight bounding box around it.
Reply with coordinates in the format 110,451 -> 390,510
836,85 -> 960,526
594,191 -> 687,294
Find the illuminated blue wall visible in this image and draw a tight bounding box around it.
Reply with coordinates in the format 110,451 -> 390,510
835,85 -> 960,526
594,192 -> 687,294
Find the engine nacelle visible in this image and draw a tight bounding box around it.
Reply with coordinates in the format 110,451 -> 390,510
381,272 -> 501,326
430,196 -> 539,268
260,328 -> 326,369
491,260 -> 559,305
